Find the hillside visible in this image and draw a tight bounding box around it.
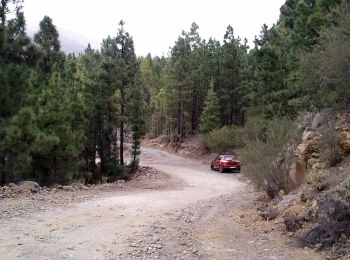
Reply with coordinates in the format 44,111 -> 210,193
143,108 -> 350,258
26,25 -> 96,54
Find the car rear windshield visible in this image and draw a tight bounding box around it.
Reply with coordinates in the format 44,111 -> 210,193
223,156 -> 235,161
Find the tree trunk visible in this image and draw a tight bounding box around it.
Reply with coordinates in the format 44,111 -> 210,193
52,155 -> 57,184
133,141 -> 137,163
0,155 -> 6,185
120,88 -> 125,165
179,85 -> 184,139
191,93 -> 196,134
90,130 -> 96,174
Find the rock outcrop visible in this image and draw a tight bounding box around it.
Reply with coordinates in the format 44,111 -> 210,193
287,108 -> 350,190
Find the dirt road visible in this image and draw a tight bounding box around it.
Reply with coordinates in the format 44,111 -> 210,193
0,147 -> 323,259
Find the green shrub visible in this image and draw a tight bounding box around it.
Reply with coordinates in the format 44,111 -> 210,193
239,116 -> 267,143
170,133 -> 181,143
239,117 -> 300,198
306,169 -> 330,192
201,126 -> 243,153
329,175 -> 350,211
129,159 -> 139,174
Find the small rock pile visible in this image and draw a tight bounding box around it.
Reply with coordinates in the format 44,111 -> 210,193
127,235 -> 164,258
132,166 -> 168,181
126,166 -> 179,190
0,166 -> 171,200
0,181 -> 41,198
0,166 -> 172,200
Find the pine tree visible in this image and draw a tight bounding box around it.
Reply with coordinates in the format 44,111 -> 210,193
0,0 -> 39,185
94,21 -> 138,177
217,25 -> 247,126
2,107 -> 39,181
200,80 -> 220,133
114,20 -> 137,165
1,1 -> 35,64
34,16 -> 60,51
76,44 -> 102,182
32,68 -> 85,185
34,16 -> 64,74
128,70 -> 146,172
95,48 -> 120,179
170,30 -> 192,140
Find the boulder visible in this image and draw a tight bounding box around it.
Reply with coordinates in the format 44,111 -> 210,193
18,181 -> 40,192
9,183 -> 17,189
283,213 -> 303,232
63,185 -> 74,191
260,208 -> 279,220
278,190 -> 303,208
340,132 -> 350,153
30,187 -> 41,193
53,184 -> 63,189
71,183 -> 88,190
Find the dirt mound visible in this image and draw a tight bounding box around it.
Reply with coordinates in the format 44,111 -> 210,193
142,135 -> 215,164
127,166 -> 185,190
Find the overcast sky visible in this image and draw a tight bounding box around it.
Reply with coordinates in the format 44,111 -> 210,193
23,0 -> 286,57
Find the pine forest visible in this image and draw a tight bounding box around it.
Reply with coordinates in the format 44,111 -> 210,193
1,0 -> 349,186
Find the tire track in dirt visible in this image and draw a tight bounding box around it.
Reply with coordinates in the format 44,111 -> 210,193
0,147 -> 323,259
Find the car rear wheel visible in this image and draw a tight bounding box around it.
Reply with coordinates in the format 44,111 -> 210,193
219,166 -> 224,173
210,165 -> 214,171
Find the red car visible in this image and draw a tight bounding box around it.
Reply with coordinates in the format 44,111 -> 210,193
211,154 -> 240,173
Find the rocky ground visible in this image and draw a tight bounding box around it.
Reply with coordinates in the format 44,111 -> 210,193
123,191 -> 327,260
0,166 -> 177,221
143,114 -> 350,260
0,146 -> 326,260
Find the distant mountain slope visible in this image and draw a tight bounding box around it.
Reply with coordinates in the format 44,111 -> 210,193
27,25 -> 99,55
